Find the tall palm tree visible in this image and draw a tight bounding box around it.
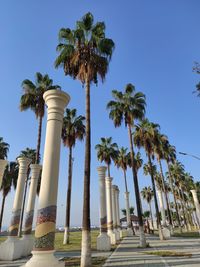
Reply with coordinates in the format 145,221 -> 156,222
107,83 -> 147,247
0,137 -> 9,159
115,147 -> 132,231
134,119 -> 163,239
170,161 -> 188,230
18,148 -> 37,237
55,12 -> 115,267
95,137 -> 118,177
20,72 -> 60,164
153,132 -> 173,228
62,108 -> 85,245
164,143 -> 182,230
141,186 -> 154,232
0,162 -> 18,231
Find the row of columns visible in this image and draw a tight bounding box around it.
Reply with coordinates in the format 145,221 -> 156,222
97,167 -> 123,251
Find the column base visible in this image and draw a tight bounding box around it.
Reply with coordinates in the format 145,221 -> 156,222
0,236 -> 24,260
107,230 -> 117,245
119,229 -> 123,239
162,227 -> 171,239
126,227 -> 133,237
21,250 -> 64,267
114,229 -> 120,241
96,232 -> 111,251
20,235 -> 34,257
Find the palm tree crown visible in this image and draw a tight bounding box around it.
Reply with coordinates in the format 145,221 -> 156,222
55,12 -> 115,85
95,137 -> 118,177
62,108 -> 85,148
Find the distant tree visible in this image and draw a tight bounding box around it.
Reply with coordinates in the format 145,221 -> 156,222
20,73 -> 60,164
0,137 -> 9,159
0,162 -> 18,231
62,108 -> 85,245
95,137 -> 118,177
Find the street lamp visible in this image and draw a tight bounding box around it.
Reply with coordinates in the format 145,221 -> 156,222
179,151 -> 200,161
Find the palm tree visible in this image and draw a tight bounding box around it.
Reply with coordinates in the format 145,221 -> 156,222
107,83 -> 147,247
134,119 -> 163,239
55,12 -> 115,267
95,137 -> 118,177
0,162 -> 18,231
164,143 -> 182,230
141,186 -> 154,232
170,161 -> 188,230
0,137 -> 9,159
20,72 -> 60,164
115,147 -> 132,231
18,148 -> 37,237
62,108 -> 85,245
153,132 -> 173,228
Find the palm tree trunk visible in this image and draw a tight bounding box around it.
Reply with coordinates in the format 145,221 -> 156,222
178,188 -> 188,230
128,124 -> 146,247
167,162 -> 181,229
107,164 -> 111,177
123,169 -> 128,193
36,115 -> 43,164
0,195 -> 6,232
81,77 -> 91,267
149,202 -> 154,233
63,146 -> 73,245
158,159 -> 172,226
148,154 -> 163,239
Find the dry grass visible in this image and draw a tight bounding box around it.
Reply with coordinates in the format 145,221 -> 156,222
144,250 -> 192,257
64,256 -> 107,266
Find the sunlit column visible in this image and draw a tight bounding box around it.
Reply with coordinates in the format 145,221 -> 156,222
96,166 -> 111,251
24,89 -> 70,267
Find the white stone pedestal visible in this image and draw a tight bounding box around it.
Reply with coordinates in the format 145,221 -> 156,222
96,233 -> 111,251
126,227 -> 133,237
21,235 -> 34,257
162,227 -> 171,239
0,237 -> 24,261
22,251 -> 64,267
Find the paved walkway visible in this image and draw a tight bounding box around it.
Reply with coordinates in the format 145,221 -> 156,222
103,235 -> 200,266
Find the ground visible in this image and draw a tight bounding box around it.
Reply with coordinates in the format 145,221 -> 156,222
1,230 -> 200,266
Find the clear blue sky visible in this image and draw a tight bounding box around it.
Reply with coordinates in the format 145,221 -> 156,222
0,0 -> 200,228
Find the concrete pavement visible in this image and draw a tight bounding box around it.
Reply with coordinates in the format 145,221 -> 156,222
103,235 -> 200,266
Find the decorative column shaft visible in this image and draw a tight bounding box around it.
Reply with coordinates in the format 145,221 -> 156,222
115,186 -> 122,238
124,192 -> 132,232
24,90 -> 70,267
9,157 -> 31,236
0,159 -> 8,188
112,185 -> 120,241
96,167 -> 111,251
105,177 -> 116,245
157,189 -> 166,226
191,190 -> 200,225
24,164 -> 42,235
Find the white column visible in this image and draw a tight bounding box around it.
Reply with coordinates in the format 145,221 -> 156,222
0,159 -> 8,188
21,164 -> 42,256
96,166 -> 111,251
191,190 -> 200,225
24,89 -> 70,267
124,191 -> 132,236
115,186 -> 123,238
0,157 -> 31,260
112,185 -> 120,241
105,177 -> 116,245
157,189 -> 166,226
